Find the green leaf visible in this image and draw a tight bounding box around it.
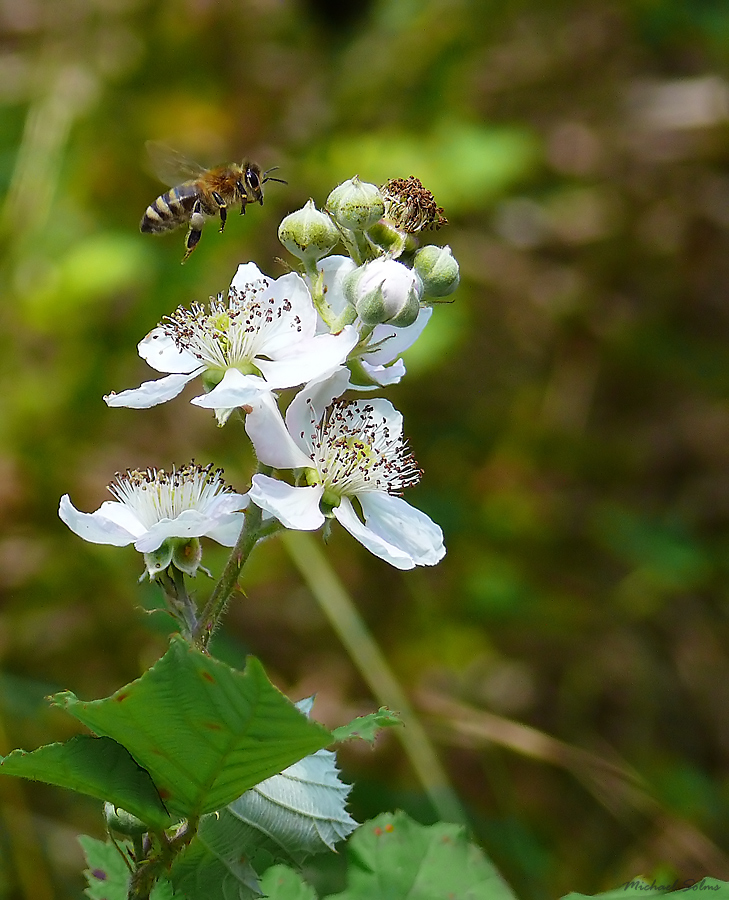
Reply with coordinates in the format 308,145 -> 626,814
79,835 -> 130,900
331,708 -> 401,744
169,818 -> 263,900
260,865 -> 317,900
80,835 -> 186,900
1,735 -> 171,829
223,747 -> 356,863
169,747 -> 355,899
328,810 -> 517,900
52,636 -> 332,820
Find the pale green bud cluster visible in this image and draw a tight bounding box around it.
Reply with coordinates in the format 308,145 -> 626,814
277,173 -> 460,329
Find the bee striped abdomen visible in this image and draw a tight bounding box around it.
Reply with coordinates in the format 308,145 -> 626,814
140,182 -> 199,234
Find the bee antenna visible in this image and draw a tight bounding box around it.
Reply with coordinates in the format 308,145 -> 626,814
262,166 -> 287,185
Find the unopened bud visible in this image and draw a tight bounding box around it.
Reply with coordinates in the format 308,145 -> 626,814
104,802 -> 148,837
413,245 -> 460,298
345,259 -> 423,327
278,200 -> 340,263
326,176 -> 385,232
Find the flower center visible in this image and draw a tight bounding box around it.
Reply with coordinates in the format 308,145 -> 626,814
108,463 -> 234,529
306,401 -> 422,497
161,278 -> 301,372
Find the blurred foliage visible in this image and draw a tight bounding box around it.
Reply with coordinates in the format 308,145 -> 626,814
3,0 -> 729,897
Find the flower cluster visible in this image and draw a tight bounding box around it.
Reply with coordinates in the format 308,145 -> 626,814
60,175 -> 459,613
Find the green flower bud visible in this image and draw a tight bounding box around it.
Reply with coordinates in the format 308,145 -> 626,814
345,259 -> 423,327
413,244 -> 460,298
326,176 -> 385,232
104,802 -> 148,837
278,200 -> 340,263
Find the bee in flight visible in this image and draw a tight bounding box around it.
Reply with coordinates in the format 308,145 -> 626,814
140,141 -> 286,262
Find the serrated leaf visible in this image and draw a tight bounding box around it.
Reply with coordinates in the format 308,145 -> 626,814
52,636 -> 331,820
227,747 -> 357,863
328,810 -> 517,900
169,747 -> 355,900
169,815 -> 263,900
331,708 -> 401,744
79,835 -> 131,900
1,735 -> 170,829
260,864 -> 317,899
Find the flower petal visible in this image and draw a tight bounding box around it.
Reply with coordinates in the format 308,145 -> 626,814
59,495 -> 136,547
363,307 -> 432,366
332,496 -> 415,570
257,326 -> 359,389
358,491 -> 445,566
133,509 -> 227,553
138,327 -> 202,374
356,358 -> 407,387
248,474 -> 325,530
104,370 -> 200,408
245,392 -> 314,469
190,368 -> 271,411
205,511 -> 248,546
284,368 -> 351,454
317,255 -> 358,324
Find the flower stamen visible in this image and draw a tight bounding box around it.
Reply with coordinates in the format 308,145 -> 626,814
108,462 -> 234,529
303,400 -> 422,496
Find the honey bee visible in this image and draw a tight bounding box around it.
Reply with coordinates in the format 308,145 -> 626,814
140,141 -> 286,262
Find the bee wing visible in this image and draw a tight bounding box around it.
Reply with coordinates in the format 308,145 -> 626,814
145,141 -> 207,185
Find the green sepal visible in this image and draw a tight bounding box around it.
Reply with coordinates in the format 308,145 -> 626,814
331,708 -> 401,744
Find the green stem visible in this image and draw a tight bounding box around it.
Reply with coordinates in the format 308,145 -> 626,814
193,501 -> 264,650
282,530 -> 467,825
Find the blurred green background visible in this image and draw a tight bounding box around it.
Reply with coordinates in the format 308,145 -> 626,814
3,0 -> 729,897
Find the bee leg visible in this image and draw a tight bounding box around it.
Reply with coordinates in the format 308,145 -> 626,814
212,191 -> 227,233
240,198 -> 248,216
182,200 -> 205,263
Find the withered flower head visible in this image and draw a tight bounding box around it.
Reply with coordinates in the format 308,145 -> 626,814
380,176 -> 448,233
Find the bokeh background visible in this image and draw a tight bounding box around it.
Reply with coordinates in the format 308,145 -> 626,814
2,0 -> 729,897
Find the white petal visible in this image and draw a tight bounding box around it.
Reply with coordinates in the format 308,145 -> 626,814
133,509 -> 224,553
257,327 -> 359,388
260,272 -> 319,350
317,256 -> 358,323
104,371 -> 200,408
230,261 -> 266,290
203,491 -> 250,518
245,393 -> 313,469
190,368 -> 270,410
358,492 -> 445,566
363,307 -> 432,366
333,496 -> 415,570
138,328 -> 202,374
59,495 -> 136,547
248,475 -> 324,530
205,511 -> 247,546
92,500 -> 146,536
355,358 -> 406,387
285,368 -> 351,453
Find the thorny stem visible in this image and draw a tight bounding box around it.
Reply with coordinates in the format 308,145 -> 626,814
158,568 -> 198,640
192,465 -> 276,650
